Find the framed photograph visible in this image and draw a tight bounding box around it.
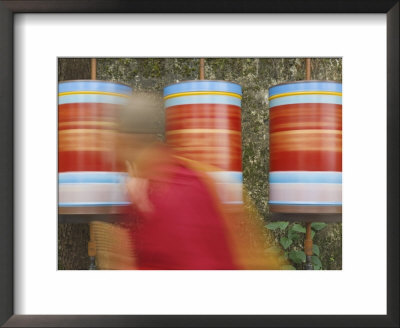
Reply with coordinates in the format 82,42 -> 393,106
0,1 -> 398,327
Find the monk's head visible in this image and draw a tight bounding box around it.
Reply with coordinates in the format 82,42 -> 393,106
117,92 -> 164,173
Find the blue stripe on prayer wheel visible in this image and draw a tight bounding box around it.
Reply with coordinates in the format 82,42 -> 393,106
269,80 -> 342,97
269,94 -> 342,108
59,80 -> 132,94
165,95 -> 241,108
164,80 -> 242,97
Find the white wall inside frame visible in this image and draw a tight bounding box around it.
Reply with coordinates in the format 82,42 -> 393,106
14,13 -> 386,315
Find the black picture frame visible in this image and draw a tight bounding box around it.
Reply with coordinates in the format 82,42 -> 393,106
0,1 -> 398,327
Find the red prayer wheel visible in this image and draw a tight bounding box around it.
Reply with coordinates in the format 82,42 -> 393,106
58,80 -> 132,214
164,80 -> 243,204
268,80 -> 342,219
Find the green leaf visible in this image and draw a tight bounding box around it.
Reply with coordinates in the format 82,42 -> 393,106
312,244 -> 320,256
265,221 -> 289,231
311,230 -> 315,240
280,237 -> 293,250
289,250 -> 306,264
282,264 -> 296,270
311,256 -> 322,269
279,221 -> 289,230
288,229 -> 300,241
291,223 -> 306,233
311,222 -> 327,231
313,264 -> 322,270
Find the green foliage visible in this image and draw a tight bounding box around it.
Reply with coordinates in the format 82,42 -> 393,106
291,223 -> 306,233
265,221 -> 289,231
311,222 -> 327,231
265,221 -> 328,270
288,229 -> 301,241
280,237 -> 292,250
289,250 -> 306,264
311,256 -> 322,270
312,244 -> 320,256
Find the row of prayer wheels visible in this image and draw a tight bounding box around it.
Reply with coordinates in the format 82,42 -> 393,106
58,79 -> 342,218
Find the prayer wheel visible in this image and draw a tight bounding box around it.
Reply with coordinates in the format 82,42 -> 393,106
268,80 -> 342,216
58,80 -> 132,214
164,80 -> 243,204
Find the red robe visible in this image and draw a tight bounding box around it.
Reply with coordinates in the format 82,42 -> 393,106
130,148 -> 238,270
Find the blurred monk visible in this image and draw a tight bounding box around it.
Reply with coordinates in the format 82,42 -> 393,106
117,93 -> 283,270
118,93 -> 239,269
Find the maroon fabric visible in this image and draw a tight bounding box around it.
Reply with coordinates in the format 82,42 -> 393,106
131,159 -> 238,270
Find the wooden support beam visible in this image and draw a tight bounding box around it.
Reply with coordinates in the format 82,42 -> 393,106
199,58 -> 205,80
